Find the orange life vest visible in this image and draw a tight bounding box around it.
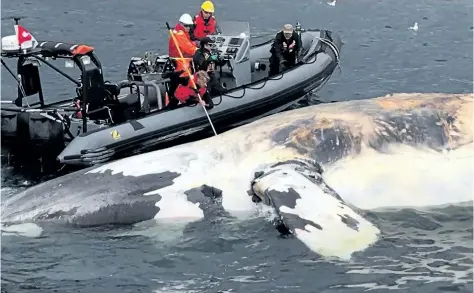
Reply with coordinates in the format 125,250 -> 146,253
174,74 -> 207,103
193,13 -> 217,40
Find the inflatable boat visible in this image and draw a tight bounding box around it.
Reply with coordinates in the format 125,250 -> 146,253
1,19 -> 342,170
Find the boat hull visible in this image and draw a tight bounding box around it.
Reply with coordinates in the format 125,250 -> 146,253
1,29 -> 342,170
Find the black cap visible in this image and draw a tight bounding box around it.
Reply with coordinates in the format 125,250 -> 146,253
200,36 -> 213,47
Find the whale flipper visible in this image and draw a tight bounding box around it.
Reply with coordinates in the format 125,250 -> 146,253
251,159 -> 380,259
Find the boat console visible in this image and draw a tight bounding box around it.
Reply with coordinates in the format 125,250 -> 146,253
206,21 -> 252,89
209,35 -> 246,61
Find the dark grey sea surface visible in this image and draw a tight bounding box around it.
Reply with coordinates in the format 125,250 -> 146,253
1,0 -> 472,102
1,0 -> 473,292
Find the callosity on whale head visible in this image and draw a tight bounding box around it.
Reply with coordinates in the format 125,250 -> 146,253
249,159 -> 380,260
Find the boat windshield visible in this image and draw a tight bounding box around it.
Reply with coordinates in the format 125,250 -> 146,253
218,21 -> 250,37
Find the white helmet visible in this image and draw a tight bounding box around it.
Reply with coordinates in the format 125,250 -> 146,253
179,13 -> 194,25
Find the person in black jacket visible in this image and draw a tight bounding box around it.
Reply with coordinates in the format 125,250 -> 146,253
268,24 -> 302,77
192,36 -> 227,96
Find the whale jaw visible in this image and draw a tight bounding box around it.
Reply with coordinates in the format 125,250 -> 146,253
249,159 -> 380,260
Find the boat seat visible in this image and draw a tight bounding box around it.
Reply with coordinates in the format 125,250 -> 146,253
116,86 -> 164,111
113,91 -> 141,122
104,82 -> 121,96
137,84 -> 160,109
117,90 -> 140,107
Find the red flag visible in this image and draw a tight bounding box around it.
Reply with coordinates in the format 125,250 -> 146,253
16,25 -> 32,46
13,24 -> 37,50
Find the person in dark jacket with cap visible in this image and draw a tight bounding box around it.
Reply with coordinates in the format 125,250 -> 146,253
192,36 -> 227,95
268,24 -> 302,76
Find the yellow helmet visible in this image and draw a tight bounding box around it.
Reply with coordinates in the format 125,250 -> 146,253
201,1 -> 215,13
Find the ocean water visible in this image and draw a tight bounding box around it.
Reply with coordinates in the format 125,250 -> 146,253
1,204 -> 473,293
1,0 -> 473,292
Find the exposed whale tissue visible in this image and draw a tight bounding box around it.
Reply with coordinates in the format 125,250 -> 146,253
3,93 -> 472,262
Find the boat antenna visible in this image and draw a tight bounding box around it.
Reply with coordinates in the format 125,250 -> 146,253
1,16 -> 28,99
1,59 -> 27,98
165,22 -> 218,136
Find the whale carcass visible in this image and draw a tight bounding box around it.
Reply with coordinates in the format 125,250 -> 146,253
2,93 -> 472,259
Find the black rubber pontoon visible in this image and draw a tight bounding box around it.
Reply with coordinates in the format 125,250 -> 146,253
1,20 -> 342,170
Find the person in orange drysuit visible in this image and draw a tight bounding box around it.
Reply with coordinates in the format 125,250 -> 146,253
168,13 -> 198,77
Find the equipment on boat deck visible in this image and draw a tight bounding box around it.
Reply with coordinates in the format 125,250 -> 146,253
1,19 -> 342,174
